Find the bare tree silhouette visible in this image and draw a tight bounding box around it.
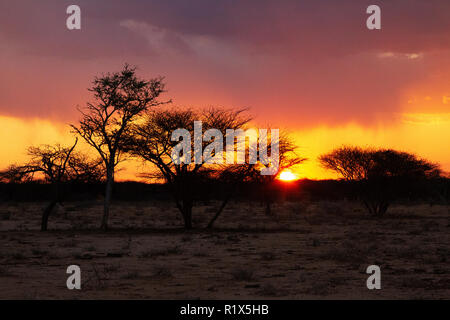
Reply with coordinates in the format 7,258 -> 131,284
318,146 -> 371,181
0,141 -> 106,230
0,164 -> 34,201
251,131 -> 305,217
205,164 -> 253,229
71,64 -> 167,230
206,131 -> 306,227
66,154 -> 105,184
319,146 -> 441,216
123,107 -> 251,229
0,164 -> 33,184
4,139 -> 79,230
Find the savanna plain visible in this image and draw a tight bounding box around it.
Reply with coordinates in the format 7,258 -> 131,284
0,200 -> 448,299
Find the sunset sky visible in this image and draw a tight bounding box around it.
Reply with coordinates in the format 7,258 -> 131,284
0,0 -> 449,180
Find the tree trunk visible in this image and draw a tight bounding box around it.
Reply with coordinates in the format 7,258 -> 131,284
377,201 -> 389,216
207,196 -> 231,229
101,170 -> 114,231
41,183 -> 61,232
265,201 -> 272,216
362,200 -> 374,215
41,200 -> 57,231
263,181 -> 274,217
182,199 -> 193,229
363,199 -> 389,217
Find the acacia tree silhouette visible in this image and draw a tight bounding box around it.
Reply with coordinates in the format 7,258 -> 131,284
123,107 -> 251,229
65,154 -> 105,184
2,139 -> 78,231
71,64 -> 166,230
28,140 -> 78,231
255,131 -> 305,217
0,164 -> 33,184
205,164 -> 253,229
0,140 -> 105,230
319,146 -> 441,216
206,131 -> 306,228
318,146 -> 370,181
0,165 -> 26,201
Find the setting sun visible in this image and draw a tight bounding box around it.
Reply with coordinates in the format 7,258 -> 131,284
278,170 -> 298,182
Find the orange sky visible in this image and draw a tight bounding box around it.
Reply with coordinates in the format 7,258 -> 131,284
0,1 -> 449,180
1,111 -> 449,180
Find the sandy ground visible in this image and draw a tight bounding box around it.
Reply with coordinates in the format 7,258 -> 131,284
0,200 -> 449,299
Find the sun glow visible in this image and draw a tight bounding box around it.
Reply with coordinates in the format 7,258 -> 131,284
278,170 -> 298,182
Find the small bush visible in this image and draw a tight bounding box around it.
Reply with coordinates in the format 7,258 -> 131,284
260,252 -> 276,260
139,246 -> 181,258
121,271 -> 139,279
231,268 -> 254,281
258,284 -> 277,296
152,266 -> 172,278
61,239 -> 77,248
31,248 -> 48,255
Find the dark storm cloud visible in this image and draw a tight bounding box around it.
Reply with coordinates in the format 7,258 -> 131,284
1,0 -> 449,59
0,0 -> 449,125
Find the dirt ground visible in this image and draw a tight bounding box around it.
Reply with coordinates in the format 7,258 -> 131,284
0,200 -> 449,299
